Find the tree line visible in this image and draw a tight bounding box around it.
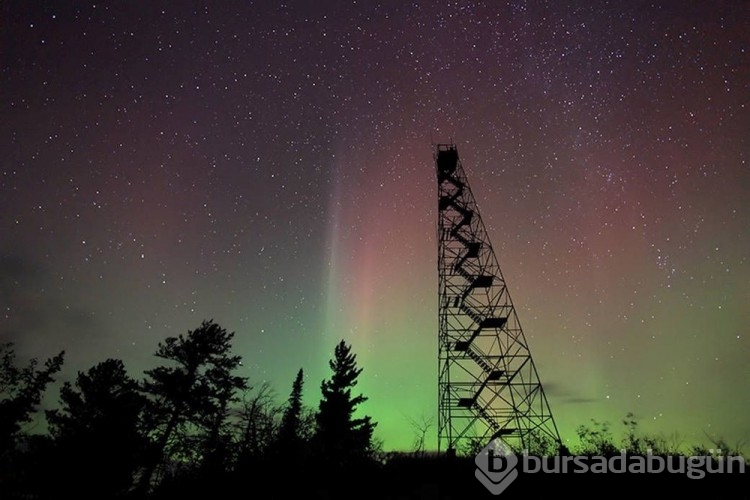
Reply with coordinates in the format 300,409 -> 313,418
2,320 -> 747,498
0,320 -> 377,499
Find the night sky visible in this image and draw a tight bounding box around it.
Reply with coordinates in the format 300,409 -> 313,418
2,1 -> 748,452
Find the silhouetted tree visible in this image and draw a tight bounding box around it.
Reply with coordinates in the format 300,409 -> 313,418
406,414 -> 434,456
277,368 -> 305,448
524,427 -> 563,456
235,382 -> 280,468
0,343 -> 64,455
314,340 -> 376,465
576,418 -> 618,456
268,367 -> 318,469
137,320 -> 247,492
198,349 -> 248,474
44,358 -> 147,498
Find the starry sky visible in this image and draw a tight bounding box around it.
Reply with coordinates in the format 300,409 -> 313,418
1,1 -> 748,452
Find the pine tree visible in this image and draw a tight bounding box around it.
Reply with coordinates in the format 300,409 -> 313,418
0,343 -> 64,454
315,340 -> 376,464
277,368 -> 304,449
45,358 -> 147,498
137,320 -> 247,491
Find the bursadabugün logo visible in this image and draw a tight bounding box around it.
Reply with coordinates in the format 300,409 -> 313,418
475,438 -> 746,495
474,439 -> 519,495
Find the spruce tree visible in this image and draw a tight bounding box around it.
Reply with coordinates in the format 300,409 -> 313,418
315,340 -> 376,464
277,368 -> 304,449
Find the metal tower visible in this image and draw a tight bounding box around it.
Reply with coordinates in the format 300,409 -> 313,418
435,144 -> 560,455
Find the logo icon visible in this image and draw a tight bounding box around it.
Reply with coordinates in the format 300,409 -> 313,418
475,439 -> 519,495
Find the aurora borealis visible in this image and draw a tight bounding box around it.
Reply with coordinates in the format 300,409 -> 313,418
1,1 -> 748,452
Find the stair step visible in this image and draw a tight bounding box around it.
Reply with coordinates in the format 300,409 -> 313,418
471,275 -> 493,288
457,398 -> 473,408
481,317 -> 507,328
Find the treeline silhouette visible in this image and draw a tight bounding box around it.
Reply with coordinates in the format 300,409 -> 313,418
1,319 -> 747,499
1,320 -> 381,499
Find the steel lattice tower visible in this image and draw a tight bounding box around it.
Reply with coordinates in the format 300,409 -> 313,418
435,144 -> 561,455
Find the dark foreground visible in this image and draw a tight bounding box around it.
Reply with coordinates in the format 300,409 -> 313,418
3,453 -> 748,499
175,454 -> 747,499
